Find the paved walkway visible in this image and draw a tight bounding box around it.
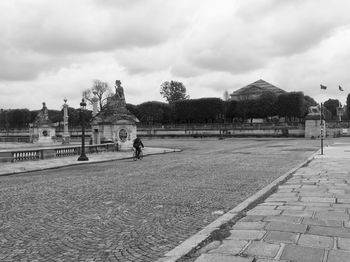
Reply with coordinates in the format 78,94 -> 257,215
0,147 -> 180,176
181,141 -> 350,262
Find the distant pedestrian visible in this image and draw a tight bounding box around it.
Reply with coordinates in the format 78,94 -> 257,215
133,137 -> 144,159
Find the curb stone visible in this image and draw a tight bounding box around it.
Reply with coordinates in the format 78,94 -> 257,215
156,150 -> 320,262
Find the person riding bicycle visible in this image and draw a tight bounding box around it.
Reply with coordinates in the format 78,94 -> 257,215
133,137 -> 144,159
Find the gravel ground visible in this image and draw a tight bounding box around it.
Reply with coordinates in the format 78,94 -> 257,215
0,137 -> 330,261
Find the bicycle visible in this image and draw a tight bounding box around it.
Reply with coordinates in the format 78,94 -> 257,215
133,147 -> 143,161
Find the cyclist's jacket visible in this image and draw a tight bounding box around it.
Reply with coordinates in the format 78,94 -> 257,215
133,138 -> 144,148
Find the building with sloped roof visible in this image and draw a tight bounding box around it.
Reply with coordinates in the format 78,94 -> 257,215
230,79 -> 286,101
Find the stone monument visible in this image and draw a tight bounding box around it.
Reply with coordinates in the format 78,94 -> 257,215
305,105 -> 325,138
29,102 -> 56,143
62,98 -> 70,144
91,80 -> 139,150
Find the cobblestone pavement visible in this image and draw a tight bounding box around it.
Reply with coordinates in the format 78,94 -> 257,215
193,140 -> 350,262
0,138 -> 326,261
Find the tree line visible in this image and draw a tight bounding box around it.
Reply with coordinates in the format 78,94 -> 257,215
1,93 -> 349,130
1,79 -> 350,129
0,108 -> 84,130
126,92 -> 322,125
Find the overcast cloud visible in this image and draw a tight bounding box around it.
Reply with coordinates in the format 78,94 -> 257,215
1,0 -> 350,110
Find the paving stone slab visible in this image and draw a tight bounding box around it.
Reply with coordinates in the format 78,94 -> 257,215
315,211 -> 349,221
329,189 -> 346,194
240,216 -> 264,222
232,222 -> 266,230
195,254 -> 254,262
337,199 -> 350,204
306,207 -> 347,212
333,203 -> 350,208
327,250 -> 350,262
281,244 -> 324,262
302,218 -> 342,227
263,215 -> 302,223
279,185 -> 301,189
246,209 -> 281,216
308,225 -> 350,238
276,205 -> 305,211
286,202 -> 331,207
276,188 -> 294,193
208,240 -> 247,255
297,234 -> 333,249
264,231 -> 298,244
228,230 -> 266,241
243,241 -> 280,258
255,259 -> 289,262
265,222 -> 307,233
271,193 -> 298,197
254,205 -> 278,210
334,194 -> 350,199
300,197 -> 336,203
299,192 -> 333,197
259,202 -> 285,206
282,209 -> 314,217
337,237 -> 350,251
265,197 -> 299,202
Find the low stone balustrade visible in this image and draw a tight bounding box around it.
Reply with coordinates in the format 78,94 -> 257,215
0,143 -> 118,163
12,150 -> 41,162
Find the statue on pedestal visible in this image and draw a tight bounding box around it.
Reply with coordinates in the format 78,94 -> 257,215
115,80 -> 126,107
90,79 -> 139,149
307,105 -> 321,116
30,102 -> 56,143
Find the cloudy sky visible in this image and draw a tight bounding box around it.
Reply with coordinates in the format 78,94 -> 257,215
1,0 -> 350,110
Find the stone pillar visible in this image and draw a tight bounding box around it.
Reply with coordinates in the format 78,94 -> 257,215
92,92 -> 99,117
91,92 -> 100,144
62,98 -> 70,144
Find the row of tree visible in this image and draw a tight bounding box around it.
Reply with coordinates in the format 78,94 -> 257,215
126,92 -> 319,124
0,108 -> 85,130
1,79 -> 350,129
1,94 -> 349,130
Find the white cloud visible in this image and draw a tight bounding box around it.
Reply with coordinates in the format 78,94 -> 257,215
1,0 -> 350,110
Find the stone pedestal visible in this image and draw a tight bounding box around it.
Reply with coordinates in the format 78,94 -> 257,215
30,102 -> 56,144
91,80 -> 139,150
305,117 -> 325,139
93,122 -> 137,150
30,125 -> 56,143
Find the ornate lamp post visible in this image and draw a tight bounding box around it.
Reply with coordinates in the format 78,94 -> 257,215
77,98 -> 89,161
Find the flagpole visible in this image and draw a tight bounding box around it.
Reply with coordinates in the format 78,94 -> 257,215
319,84 -> 326,155
320,102 -> 323,155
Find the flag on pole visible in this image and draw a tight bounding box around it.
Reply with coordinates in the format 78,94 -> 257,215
320,84 -> 327,90
339,85 -> 344,91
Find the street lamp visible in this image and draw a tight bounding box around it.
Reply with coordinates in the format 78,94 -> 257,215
77,98 -> 89,161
